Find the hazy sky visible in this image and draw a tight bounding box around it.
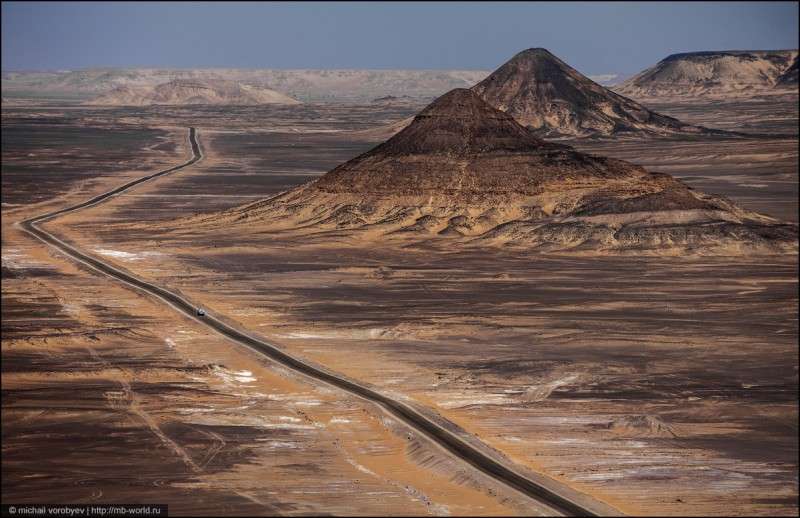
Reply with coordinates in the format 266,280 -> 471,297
2,2 -> 798,74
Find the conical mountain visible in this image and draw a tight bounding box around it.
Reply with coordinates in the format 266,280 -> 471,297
193,89 -> 795,254
357,87 -> 550,156
315,89 -> 641,196
472,48 -> 719,137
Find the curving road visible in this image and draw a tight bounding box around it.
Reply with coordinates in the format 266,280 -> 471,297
18,127 -> 615,517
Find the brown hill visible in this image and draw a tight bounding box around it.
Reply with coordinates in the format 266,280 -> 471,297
87,79 -> 301,106
471,48 -> 721,137
615,50 -> 799,99
316,89 -> 635,194
193,89 -> 796,255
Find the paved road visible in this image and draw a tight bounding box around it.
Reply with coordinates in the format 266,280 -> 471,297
19,127 -> 616,517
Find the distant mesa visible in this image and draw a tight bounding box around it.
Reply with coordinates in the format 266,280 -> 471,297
586,73 -> 624,87
615,50 -> 799,99
471,48 -> 724,137
1,68 -> 490,103
195,89 -> 796,255
86,79 -> 301,106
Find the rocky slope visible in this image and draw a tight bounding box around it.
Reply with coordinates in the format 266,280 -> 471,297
193,89 -> 796,255
471,48 -> 721,137
615,50 -> 799,99
87,79 -> 300,106
776,55 -> 799,87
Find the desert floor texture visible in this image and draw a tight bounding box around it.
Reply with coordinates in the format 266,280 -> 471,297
2,92 -> 798,516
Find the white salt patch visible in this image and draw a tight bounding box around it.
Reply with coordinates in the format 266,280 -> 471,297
61,303 -> 82,318
282,328 -> 391,340
212,366 -> 256,385
259,422 -> 316,430
234,370 -> 256,383
260,440 -> 300,449
264,393 -> 325,407
541,438 -> 591,445
438,393 -> 511,409
293,400 -> 323,407
94,248 -> 164,262
329,417 -> 351,424
177,407 -> 216,414
345,457 -> 379,477
284,332 -> 328,339
525,416 -> 609,426
2,248 -> 50,270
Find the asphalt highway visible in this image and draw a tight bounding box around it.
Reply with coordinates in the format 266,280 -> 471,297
18,127 -> 614,517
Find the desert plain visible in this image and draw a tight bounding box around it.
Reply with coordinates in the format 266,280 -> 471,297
2,85 -> 798,516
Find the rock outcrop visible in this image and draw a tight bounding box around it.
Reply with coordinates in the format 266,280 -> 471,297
615,50 -> 799,99
471,48 -> 723,137
197,89 -> 796,255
